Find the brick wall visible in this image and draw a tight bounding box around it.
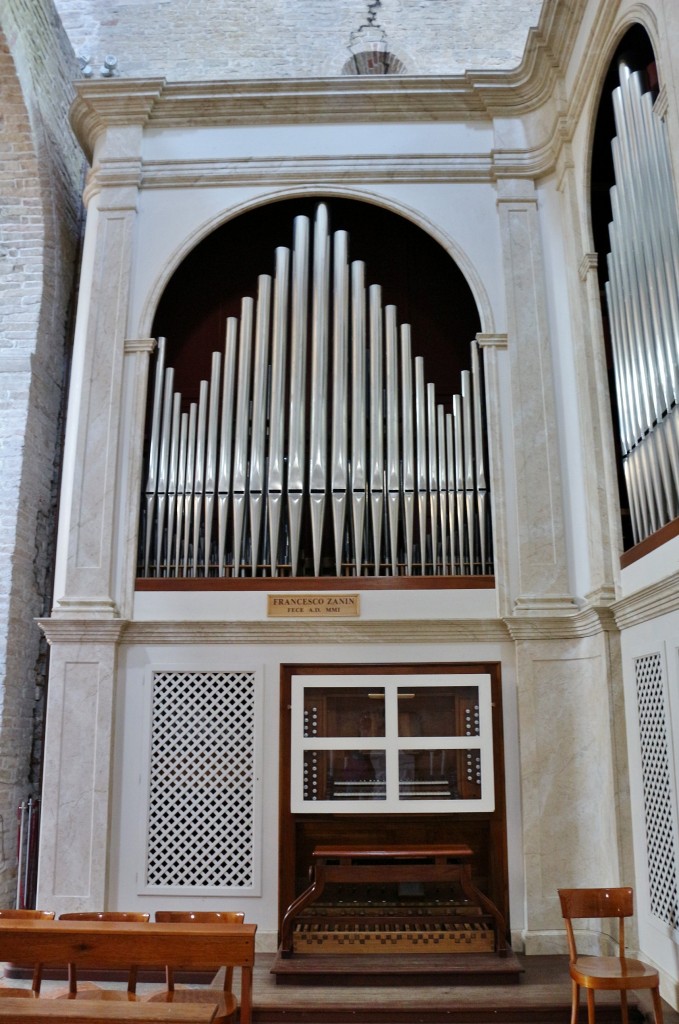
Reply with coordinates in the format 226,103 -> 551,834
52,0 -> 544,80
0,0 -> 83,906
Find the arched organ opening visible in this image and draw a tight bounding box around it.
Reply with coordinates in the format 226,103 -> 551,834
137,204 -> 492,579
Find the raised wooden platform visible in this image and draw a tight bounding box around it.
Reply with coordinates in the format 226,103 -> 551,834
256,953 -> 669,1023
271,950 -> 524,987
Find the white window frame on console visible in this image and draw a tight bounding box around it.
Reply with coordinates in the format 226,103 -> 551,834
291,672 -> 494,814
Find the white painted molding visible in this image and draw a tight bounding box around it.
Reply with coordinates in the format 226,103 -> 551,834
613,570 -> 679,629
34,607 -> 624,645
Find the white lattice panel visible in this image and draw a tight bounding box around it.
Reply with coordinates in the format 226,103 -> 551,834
144,670 -> 259,894
635,653 -> 679,932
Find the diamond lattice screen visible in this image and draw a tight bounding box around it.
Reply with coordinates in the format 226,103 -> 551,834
146,670 -> 258,891
635,653 -> 679,931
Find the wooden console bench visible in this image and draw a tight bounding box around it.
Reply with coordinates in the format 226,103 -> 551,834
0,919 -> 257,1024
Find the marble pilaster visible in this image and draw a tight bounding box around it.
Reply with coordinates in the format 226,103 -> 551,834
496,178 -> 575,615
35,620 -> 126,914
38,122 -> 146,912
514,631 -> 627,953
51,127 -> 143,620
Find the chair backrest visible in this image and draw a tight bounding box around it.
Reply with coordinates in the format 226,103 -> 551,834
0,910 -> 54,919
558,887 -> 633,963
155,911 -> 245,924
58,912 -> 150,994
59,912 -> 150,922
154,911 -> 245,991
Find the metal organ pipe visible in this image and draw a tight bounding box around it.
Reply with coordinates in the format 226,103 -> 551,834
368,284 -> 384,576
267,250 -> 290,577
606,63 -> 679,544
400,325 -> 415,576
331,232 -> 349,576
143,336 -> 166,577
217,317 -> 238,576
140,204 -> 493,579
350,260 -> 367,576
385,305 -> 400,576
249,275 -> 272,575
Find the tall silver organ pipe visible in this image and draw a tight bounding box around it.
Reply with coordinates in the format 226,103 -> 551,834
140,204 -> 493,578
605,62 -> 679,545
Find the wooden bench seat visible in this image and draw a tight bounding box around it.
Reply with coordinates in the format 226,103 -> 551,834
0,999 -> 219,1021
0,920 -> 256,1024
0,1003 -> 218,1019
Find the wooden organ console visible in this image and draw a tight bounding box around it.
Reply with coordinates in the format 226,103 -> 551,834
273,845 -> 521,985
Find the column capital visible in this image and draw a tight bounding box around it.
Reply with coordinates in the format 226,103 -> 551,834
37,617 -> 127,645
476,332 -> 508,350
495,177 -> 538,204
124,337 -> 157,355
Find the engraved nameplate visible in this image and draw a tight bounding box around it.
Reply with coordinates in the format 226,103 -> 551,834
267,594 -> 360,618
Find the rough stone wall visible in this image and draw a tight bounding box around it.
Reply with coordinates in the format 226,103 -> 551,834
52,0 -> 544,80
0,0 -> 83,905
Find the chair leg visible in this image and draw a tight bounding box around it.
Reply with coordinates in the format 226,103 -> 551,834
620,990 -> 628,1024
570,980 -> 580,1024
651,984 -> 664,1024
586,987 -> 596,1024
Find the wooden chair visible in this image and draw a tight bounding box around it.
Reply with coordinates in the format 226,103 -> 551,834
558,888 -> 664,1024
54,912 -> 150,1000
0,910 -> 54,996
145,911 -> 245,1023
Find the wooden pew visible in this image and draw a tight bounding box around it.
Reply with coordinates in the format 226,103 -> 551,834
0,1001 -> 218,1021
0,920 -> 256,1024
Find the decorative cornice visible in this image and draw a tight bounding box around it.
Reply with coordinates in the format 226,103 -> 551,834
121,619 -> 513,645
69,77 -> 487,160
503,605 -> 619,640
37,619 -> 127,645
36,604 -> 628,647
70,79 -> 165,162
35,608 -> 624,646
139,153 -> 496,189
68,61 -> 561,166
612,571 -> 679,630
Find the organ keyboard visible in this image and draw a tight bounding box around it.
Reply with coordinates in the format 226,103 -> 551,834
279,845 -> 508,959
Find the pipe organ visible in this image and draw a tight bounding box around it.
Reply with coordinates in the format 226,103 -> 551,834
606,63 -> 679,545
138,204 -> 492,579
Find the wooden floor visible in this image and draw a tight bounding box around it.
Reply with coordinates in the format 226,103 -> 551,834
4,953 -> 678,1023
